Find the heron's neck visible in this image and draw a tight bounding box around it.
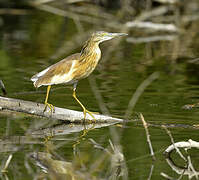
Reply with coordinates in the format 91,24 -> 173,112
80,39 -> 101,61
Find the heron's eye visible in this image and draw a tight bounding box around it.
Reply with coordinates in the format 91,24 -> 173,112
102,33 -> 107,36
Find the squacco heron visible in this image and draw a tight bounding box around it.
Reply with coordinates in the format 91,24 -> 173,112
31,31 -> 127,119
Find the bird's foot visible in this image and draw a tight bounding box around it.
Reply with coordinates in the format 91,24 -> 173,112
43,103 -> 55,114
44,132 -> 54,144
83,108 -> 97,122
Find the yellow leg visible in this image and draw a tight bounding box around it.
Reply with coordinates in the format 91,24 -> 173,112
73,127 -> 88,154
43,85 -> 55,113
72,89 -> 96,121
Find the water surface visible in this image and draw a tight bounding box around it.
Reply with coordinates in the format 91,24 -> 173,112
1,5 -> 199,180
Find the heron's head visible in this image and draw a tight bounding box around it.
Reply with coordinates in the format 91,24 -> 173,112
91,31 -> 127,43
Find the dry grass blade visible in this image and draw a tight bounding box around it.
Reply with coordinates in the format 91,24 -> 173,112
0,80 -> 7,96
140,113 -> 156,161
147,164 -> 154,180
1,154 -> 13,173
187,156 -> 198,179
160,172 -> 175,179
125,72 -> 159,119
162,125 -> 186,161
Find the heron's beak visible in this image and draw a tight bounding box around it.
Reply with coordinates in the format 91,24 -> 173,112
100,32 -> 127,42
109,33 -> 128,37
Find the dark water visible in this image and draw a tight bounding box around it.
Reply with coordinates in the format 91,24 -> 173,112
1,5 -> 199,180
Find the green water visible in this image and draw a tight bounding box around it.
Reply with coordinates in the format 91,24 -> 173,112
1,7 -> 199,180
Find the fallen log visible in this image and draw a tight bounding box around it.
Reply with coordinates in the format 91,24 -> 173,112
164,139 -> 199,179
0,96 -> 123,123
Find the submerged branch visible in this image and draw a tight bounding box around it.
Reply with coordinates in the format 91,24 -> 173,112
0,96 -> 123,123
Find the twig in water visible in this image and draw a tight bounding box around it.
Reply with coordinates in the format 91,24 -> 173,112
188,57 -> 199,64
125,21 -> 179,32
162,125 -> 186,161
147,164 -> 154,180
187,155 -> 198,179
164,140 -> 199,179
126,35 -> 177,43
33,0 -> 55,5
153,0 -> 178,4
50,31 -> 92,60
164,139 -> 199,154
135,6 -> 169,22
182,14 -> 199,23
177,170 -> 185,180
160,172 -> 175,179
125,72 -> 159,119
140,113 -> 156,161
31,4 -> 103,26
1,154 -> 13,173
